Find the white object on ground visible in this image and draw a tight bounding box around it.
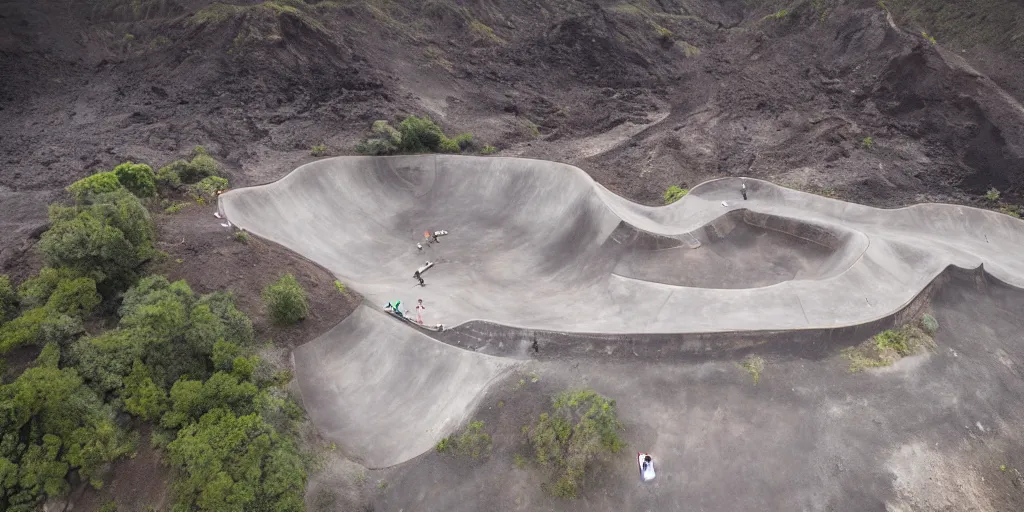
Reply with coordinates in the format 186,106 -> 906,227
214,212 -> 222,219
434,230 -> 449,237
221,222 -> 232,228
638,452 -> 656,482
721,201 -> 729,207
417,261 -> 435,274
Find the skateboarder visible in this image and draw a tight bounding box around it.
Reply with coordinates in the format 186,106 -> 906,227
431,231 -> 440,243
415,299 -> 426,324
741,180 -> 748,200
385,300 -> 404,318
414,271 -> 424,286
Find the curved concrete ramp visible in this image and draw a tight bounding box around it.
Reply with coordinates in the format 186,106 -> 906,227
222,155 -> 1024,334
292,306 -> 511,468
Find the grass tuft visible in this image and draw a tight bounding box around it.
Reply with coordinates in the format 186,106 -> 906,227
739,355 -> 765,385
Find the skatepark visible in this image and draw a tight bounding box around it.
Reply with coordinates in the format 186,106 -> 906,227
220,156 -> 1024,509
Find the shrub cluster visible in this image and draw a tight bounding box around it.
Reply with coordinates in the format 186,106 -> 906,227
262,274 -> 309,325
156,146 -> 220,188
663,185 -> 688,205
525,389 -> 625,498
356,116 -> 475,155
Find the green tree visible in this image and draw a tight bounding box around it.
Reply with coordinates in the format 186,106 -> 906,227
113,162 -> 157,198
526,389 -> 625,498
17,267 -> 82,308
0,275 -> 16,323
161,372 -> 258,429
398,116 -> 446,153
262,274 -> 308,325
70,329 -> 146,397
67,172 -> 123,202
122,361 -> 169,421
0,349 -> 133,506
0,275 -> 96,354
166,408 -> 305,512
44,277 -> 100,317
39,189 -> 154,296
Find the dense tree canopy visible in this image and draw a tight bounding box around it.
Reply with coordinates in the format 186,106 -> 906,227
39,188 -> 154,296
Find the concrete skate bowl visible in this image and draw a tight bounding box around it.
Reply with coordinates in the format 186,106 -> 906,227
220,155 -> 878,333
608,209 -> 861,289
222,155 -> 1024,336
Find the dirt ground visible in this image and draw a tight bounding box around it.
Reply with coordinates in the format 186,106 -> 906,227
148,202 -> 360,351
365,273 -> 1024,512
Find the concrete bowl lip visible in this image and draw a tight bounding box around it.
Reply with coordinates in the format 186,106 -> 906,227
220,154 -> 1017,218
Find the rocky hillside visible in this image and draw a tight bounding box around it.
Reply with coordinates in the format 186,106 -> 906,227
2,0 -> 1023,266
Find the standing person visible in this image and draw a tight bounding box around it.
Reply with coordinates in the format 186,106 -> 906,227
415,299 -> 426,324
414,271 -> 424,286
431,231 -> 440,244
741,180 -> 748,200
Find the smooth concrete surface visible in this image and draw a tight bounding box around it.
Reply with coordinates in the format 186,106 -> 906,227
222,155 -> 1024,334
291,306 -> 512,468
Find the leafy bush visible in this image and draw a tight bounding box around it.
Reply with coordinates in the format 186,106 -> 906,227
1,272 -> 99,354
481,145 -> 498,155
921,313 -> 939,334
986,187 -> 1001,202
191,176 -> 229,199
0,275 -> 16,323
156,161 -> 185,188
17,267 -> 81,308
526,389 -> 625,498
436,420 -> 491,457
438,137 -> 461,153
67,172 -> 123,202
310,144 -> 328,156
159,149 -> 220,186
166,408 -> 306,512
356,138 -> 398,156
233,230 -> 250,243
843,323 -> 936,372
862,137 -> 874,149
399,116 -> 446,152
356,121 -> 402,155
262,274 -> 309,325
39,189 -> 154,296
663,185 -> 688,205
453,133 -> 474,150
113,162 -> 157,198
160,371 -> 259,429
333,281 -> 346,294
0,347 -> 135,502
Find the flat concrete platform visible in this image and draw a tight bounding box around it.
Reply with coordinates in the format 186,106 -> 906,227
222,155 -> 1024,335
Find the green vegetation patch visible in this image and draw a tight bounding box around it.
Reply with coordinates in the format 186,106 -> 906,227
739,355 -> 765,385
262,274 -> 309,325
525,389 -> 625,499
436,420 -> 492,457
842,317 -> 938,372
357,116 -> 475,156
663,185 -> 688,205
